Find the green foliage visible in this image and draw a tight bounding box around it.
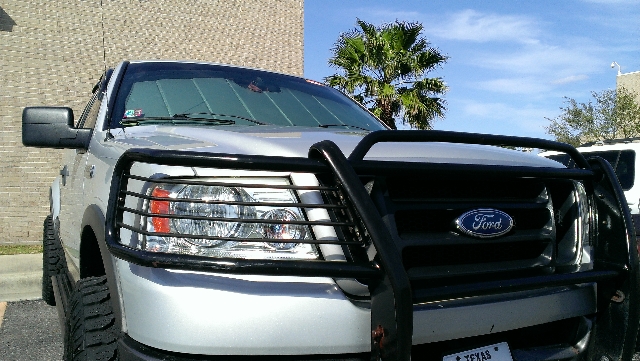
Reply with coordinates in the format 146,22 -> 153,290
545,87 -> 640,146
325,19 -> 448,130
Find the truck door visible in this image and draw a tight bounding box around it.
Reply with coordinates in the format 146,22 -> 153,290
58,89 -> 102,275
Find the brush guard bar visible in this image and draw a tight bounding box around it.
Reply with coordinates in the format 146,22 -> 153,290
105,130 -> 639,361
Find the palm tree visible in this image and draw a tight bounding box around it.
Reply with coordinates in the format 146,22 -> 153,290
325,19 -> 448,130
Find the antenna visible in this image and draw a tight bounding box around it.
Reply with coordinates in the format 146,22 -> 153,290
101,0 -> 107,73
100,0 -> 113,140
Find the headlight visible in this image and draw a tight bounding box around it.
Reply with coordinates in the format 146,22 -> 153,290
555,180 -> 592,267
575,181 -> 592,265
141,177 -> 319,260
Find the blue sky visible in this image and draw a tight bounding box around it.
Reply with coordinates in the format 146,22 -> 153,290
304,0 -> 640,139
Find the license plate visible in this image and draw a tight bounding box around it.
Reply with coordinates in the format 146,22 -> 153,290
443,342 -> 513,361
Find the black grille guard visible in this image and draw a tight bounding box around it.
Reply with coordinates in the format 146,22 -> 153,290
105,130 -> 640,361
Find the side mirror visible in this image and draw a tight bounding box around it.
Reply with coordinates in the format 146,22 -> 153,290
22,107 -> 91,149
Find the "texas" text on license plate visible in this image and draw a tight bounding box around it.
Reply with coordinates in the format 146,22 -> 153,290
443,342 -> 513,361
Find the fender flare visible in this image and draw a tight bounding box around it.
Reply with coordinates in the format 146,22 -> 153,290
81,204 -> 124,332
50,177 -> 61,219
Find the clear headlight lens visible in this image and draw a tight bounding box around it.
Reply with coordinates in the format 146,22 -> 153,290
555,180 -> 592,267
575,181 -> 592,265
142,178 -> 318,260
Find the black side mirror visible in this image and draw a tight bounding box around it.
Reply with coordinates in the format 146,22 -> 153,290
22,107 -> 91,149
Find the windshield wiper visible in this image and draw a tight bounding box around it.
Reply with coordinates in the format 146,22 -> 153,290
120,116 -> 235,126
173,113 -> 270,125
318,124 -> 370,131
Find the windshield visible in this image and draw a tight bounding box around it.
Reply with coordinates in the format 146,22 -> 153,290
546,150 -> 635,191
109,62 -> 386,131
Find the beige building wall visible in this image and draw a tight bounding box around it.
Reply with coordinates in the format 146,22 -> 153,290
617,71 -> 640,104
0,0 -> 304,244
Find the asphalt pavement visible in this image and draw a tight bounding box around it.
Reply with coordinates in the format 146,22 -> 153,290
0,253 -> 62,360
0,299 -> 63,360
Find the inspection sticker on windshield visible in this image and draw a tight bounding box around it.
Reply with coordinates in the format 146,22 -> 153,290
305,79 -> 324,86
443,342 -> 512,361
124,109 -> 143,118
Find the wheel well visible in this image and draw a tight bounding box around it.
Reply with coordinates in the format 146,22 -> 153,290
80,226 -> 106,278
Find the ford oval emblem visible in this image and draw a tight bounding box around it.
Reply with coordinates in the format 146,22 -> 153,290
456,209 -> 514,239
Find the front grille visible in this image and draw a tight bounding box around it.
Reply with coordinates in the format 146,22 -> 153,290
388,177 -> 548,202
394,207 -> 552,234
357,174 -> 588,293
402,241 -> 551,268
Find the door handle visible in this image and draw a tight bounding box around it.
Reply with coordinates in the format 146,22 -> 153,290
60,165 -> 69,186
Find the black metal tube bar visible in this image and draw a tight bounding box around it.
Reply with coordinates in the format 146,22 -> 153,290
350,160 -> 594,179
106,241 -> 381,278
118,222 -> 361,245
126,174 -> 337,191
120,206 -> 355,227
309,140 -> 413,361
123,190 -> 347,209
413,270 -> 620,304
120,148 -> 330,173
348,130 -> 591,170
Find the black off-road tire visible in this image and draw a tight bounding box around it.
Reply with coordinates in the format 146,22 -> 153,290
42,215 -> 65,305
64,276 -> 118,361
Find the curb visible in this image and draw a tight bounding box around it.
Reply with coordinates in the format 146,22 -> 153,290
0,253 -> 42,302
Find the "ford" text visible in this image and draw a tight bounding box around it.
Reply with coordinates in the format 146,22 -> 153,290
472,214 -> 503,231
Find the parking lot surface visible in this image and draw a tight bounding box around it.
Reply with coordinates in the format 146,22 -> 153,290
0,299 -> 63,361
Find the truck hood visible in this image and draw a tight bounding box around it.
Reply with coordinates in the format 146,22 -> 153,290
109,125 -> 562,168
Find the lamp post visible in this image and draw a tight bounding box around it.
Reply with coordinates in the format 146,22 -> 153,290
611,61 -> 621,76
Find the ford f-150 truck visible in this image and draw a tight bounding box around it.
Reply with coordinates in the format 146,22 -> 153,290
21,60 -> 640,361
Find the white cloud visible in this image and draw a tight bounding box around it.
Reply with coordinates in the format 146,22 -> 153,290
476,41 -> 602,76
476,77 -> 552,95
551,75 -> 590,84
417,9 -> 606,96
471,40 -> 606,95
463,43 -> 599,94
459,100 -> 554,134
426,9 -> 540,44
439,23 -> 602,95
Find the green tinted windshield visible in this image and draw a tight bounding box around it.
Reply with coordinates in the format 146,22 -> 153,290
588,150 -> 635,191
109,62 -> 386,131
546,150 -> 635,190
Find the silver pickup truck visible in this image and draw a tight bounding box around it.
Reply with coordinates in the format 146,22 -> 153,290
22,60 -> 640,361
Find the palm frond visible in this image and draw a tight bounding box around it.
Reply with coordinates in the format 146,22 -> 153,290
326,19 -> 448,129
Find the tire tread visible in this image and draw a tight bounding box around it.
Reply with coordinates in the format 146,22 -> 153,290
65,275 -> 118,361
42,215 -> 65,305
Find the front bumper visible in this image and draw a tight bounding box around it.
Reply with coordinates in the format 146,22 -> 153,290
118,334 -> 369,361
116,259 -> 370,355
116,255 -> 598,356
